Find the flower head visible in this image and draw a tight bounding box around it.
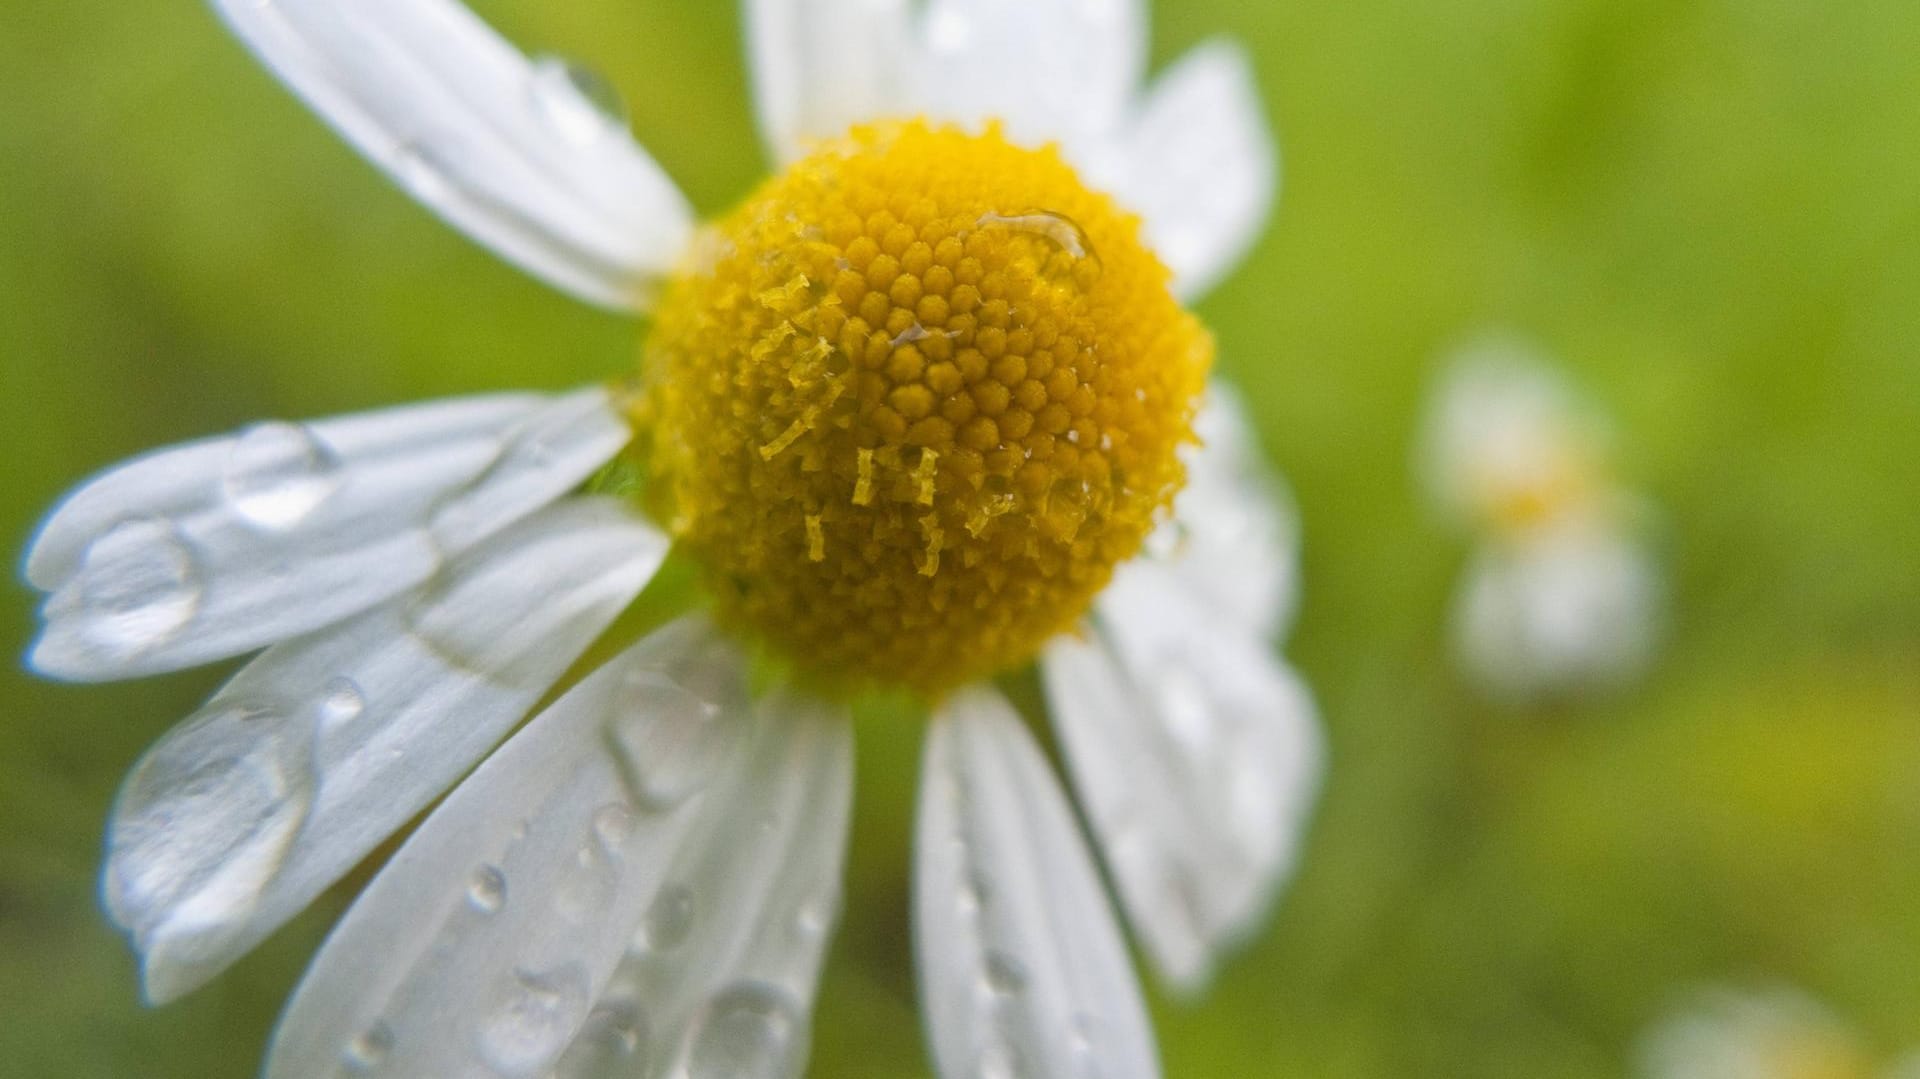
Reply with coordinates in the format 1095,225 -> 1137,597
1420,335 -> 1664,703
23,1 -> 1317,1075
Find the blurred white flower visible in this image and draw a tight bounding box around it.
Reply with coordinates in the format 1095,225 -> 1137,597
1421,336 -> 1663,702
1638,985 -> 1904,1079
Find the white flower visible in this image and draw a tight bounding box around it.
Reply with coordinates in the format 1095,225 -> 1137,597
1638,985 -> 1901,1079
1420,335 -> 1663,703
23,1 -> 1320,1077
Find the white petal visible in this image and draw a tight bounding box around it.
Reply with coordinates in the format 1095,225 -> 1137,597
211,0 -> 693,310
907,0 -> 1147,156
27,388 -> 630,681
551,688 -> 853,1079
745,0 -> 915,164
1086,41 -> 1276,301
1045,561 -> 1323,991
103,498 -> 667,1004
915,687 -> 1159,1079
1454,516 -> 1662,702
266,619 -> 768,1079
1147,380 -> 1300,639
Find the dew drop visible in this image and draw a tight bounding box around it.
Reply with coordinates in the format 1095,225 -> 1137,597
477,964 -> 591,1078
108,707 -> 312,933
73,518 -> 203,657
977,210 -> 1101,285
342,1021 -> 394,1073
468,864 -> 508,914
792,892 -> 837,942
605,670 -> 740,811
400,568 -> 502,676
529,56 -> 629,146
317,677 -> 366,731
685,981 -> 805,1079
639,883 -> 695,952
222,421 -> 342,529
984,950 -> 1029,996
591,802 -> 636,849
553,996 -> 651,1079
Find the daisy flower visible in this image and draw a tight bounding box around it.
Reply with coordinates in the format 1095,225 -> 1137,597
22,1 -> 1322,1076
1419,335 -> 1663,703
1638,986 -> 1907,1079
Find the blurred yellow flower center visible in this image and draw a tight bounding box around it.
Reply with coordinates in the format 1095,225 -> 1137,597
628,121 -> 1211,693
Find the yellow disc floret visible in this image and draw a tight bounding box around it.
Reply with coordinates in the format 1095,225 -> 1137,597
628,121 -> 1212,693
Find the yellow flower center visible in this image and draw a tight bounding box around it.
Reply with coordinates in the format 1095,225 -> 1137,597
628,121 -> 1211,693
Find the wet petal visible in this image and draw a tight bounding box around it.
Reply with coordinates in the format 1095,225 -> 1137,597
264,619 -> 788,1079
1044,561 -> 1323,991
551,688 -> 853,1079
744,0 -> 914,164
915,687 -> 1160,1079
210,0 -> 693,310
27,388 -> 629,681
1086,41 -> 1276,300
104,498 -> 666,1004
907,0 -> 1146,156
1148,380 -> 1300,638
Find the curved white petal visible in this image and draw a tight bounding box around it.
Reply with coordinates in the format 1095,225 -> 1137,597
104,498 -> 667,1004
27,388 -> 630,681
1044,561 -> 1323,991
745,0 -> 914,164
551,688 -> 853,1079
1454,517 -> 1662,702
211,0 -> 693,310
264,619 -> 801,1079
1085,41 -> 1277,301
1148,380 -> 1300,639
915,687 -> 1159,1079
906,0 -> 1146,157
745,0 -> 1145,165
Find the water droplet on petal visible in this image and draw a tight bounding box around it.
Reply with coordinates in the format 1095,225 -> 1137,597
686,981 -> 805,1079
529,56 -> 629,146
984,950 -> 1028,996
556,996 -> 651,1079
109,706 -> 312,935
591,802 -> 636,849
342,1021 -> 394,1073
73,518 -> 203,657
468,865 -> 508,914
478,964 -> 591,1078
639,883 -> 694,952
317,677 -> 366,732
792,892 -> 837,942
605,670 -> 741,811
222,421 -> 342,529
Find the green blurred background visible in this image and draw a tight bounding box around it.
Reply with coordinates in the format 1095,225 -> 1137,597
3,1 -> 1918,1076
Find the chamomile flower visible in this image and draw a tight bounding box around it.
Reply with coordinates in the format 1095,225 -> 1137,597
23,1 -> 1321,1076
1420,335 -> 1663,703
1639,986 -> 1910,1079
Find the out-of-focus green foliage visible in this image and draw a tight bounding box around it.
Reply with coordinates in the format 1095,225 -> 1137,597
2,1 -> 1916,1076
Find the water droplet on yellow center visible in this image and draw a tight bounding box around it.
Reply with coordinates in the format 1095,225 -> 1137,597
628,121 -> 1212,693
